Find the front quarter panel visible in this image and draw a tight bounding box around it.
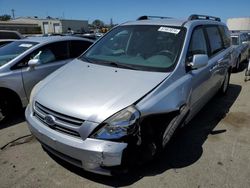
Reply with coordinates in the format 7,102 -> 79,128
136,69 -> 192,118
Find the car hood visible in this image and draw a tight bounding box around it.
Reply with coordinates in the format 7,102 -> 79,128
35,59 -> 169,123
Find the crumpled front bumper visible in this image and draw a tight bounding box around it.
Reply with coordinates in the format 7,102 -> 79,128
25,105 -> 127,176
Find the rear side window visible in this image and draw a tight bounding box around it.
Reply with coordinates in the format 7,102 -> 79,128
187,27 -> 208,60
69,40 -> 92,58
47,41 -> 69,60
206,26 -> 224,55
218,26 -> 231,48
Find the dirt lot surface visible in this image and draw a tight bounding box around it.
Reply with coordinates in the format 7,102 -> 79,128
0,67 -> 250,188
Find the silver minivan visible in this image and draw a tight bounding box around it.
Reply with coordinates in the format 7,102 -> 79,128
26,15 -> 232,175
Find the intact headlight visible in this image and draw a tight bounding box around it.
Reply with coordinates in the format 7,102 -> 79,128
92,105 -> 140,140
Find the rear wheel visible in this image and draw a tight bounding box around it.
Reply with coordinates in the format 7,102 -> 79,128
220,71 -> 230,95
234,57 -> 240,72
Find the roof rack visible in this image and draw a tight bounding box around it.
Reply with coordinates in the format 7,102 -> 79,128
137,15 -> 173,20
188,14 -> 221,22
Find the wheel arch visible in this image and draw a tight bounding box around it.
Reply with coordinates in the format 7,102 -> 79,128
139,103 -> 190,141
0,87 -> 23,108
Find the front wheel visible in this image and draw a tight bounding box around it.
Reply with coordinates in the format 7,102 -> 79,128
0,98 -> 9,121
0,93 -> 22,122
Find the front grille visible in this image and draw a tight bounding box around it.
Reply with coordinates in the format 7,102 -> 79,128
34,102 -> 84,138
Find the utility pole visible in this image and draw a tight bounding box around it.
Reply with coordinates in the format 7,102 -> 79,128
110,18 -> 113,28
11,9 -> 15,19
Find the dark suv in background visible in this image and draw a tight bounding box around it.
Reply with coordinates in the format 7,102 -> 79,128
0,30 -> 24,47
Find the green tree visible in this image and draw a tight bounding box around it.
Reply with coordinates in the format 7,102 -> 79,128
0,14 -> 11,21
92,19 -> 104,29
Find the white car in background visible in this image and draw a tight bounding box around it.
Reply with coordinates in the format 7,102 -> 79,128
230,32 -> 249,70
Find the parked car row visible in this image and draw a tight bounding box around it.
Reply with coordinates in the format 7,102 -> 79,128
41,32 -> 103,41
230,32 -> 250,70
23,14 -> 233,175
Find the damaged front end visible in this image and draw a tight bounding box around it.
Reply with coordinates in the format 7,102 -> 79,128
27,101 -> 187,176
89,105 -> 143,172
90,105 -> 141,141
89,105 -> 186,174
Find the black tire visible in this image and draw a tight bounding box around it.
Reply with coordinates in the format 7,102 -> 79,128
138,123 -> 165,162
233,57 -> 240,72
150,113 -> 185,158
219,71 -> 230,95
0,92 -> 22,122
138,108 -> 188,163
0,96 -> 10,121
0,108 -> 4,121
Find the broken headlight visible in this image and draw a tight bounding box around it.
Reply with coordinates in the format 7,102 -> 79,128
92,106 -> 140,140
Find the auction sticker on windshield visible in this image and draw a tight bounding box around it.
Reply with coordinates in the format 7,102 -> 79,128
19,43 -> 33,48
158,27 -> 180,34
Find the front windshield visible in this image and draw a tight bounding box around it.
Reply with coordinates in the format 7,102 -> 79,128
0,41 -> 38,67
82,25 -> 186,72
231,36 -> 239,45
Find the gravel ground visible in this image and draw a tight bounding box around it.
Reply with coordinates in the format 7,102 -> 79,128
0,65 -> 250,188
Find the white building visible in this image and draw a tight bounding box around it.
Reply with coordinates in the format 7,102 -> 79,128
227,17 -> 250,32
60,19 -> 88,33
11,17 -> 62,34
0,20 -> 41,34
10,17 -> 89,34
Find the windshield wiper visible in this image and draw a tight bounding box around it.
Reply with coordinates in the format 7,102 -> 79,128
107,62 -> 138,70
80,56 -> 95,63
80,56 -> 138,70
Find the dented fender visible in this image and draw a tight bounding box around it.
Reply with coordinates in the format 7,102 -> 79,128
136,72 -> 192,118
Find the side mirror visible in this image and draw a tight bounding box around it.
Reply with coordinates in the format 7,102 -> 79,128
189,54 -> 208,70
28,59 -> 40,68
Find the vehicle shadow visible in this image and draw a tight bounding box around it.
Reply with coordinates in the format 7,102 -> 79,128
0,108 -> 25,130
45,83 -> 241,187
